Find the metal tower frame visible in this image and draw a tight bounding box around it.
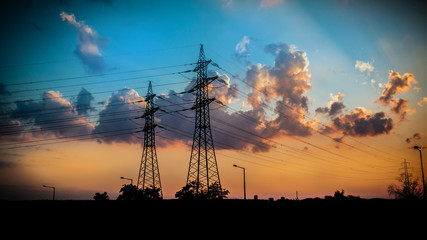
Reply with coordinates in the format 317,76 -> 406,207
137,81 -> 162,198
186,44 -> 221,193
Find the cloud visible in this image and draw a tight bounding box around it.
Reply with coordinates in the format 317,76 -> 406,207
417,97 -> 427,107
0,84 -> 24,143
60,12 -> 108,74
236,36 -> 251,55
92,88 -> 144,144
355,60 -> 374,73
264,43 -> 311,106
315,92 -> 346,117
323,107 -> 393,137
10,91 -> 94,138
376,70 -> 417,120
243,43 -> 314,138
377,70 -> 417,105
155,88 -> 272,152
406,133 -> 422,143
390,98 -> 412,120
90,79 -> 238,148
234,36 -> 253,65
316,90 -> 394,138
260,0 -> 283,8
85,43 -> 400,150
208,71 -> 239,105
75,88 -> 95,115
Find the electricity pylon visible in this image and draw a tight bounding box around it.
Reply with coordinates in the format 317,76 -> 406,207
137,81 -> 162,198
400,159 -> 413,187
186,44 -> 221,193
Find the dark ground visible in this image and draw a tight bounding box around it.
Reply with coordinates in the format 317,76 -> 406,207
1,199 -> 426,236
2,198 -> 426,218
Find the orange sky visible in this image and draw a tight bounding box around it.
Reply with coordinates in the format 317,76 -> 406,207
1,124 -> 424,200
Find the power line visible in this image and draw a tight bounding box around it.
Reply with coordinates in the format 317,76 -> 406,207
158,94 -> 395,178
211,61 -> 403,167
3,63 -> 196,87
0,127 -> 140,150
0,44 -> 200,69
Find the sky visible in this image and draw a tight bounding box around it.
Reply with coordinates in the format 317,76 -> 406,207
0,0 -> 426,200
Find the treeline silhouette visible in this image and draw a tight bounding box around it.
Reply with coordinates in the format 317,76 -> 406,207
94,181 -> 230,201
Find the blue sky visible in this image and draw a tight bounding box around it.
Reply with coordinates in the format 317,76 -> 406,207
2,0 -> 426,111
1,0 -> 426,199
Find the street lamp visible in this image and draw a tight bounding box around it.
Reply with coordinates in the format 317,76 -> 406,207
413,146 -> 426,199
42,185 -> 55,200
120,176 -> 133,185
233,164 -> 246,200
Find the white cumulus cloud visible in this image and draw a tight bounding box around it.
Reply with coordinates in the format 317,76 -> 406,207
355,60 -> 374,73
60,12 -> 108,74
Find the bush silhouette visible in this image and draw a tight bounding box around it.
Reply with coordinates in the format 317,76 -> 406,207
93,192 -> 109,201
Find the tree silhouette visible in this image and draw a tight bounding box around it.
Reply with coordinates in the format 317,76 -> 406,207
116,184 -> 162,200
93,192 -> 109,201
388,173 -> 422,199
117,184 -> 140,201
334,189 -> 345,199
204,182 -> 229,200
175,181 -> 229,200
141,186 -> 162,200
325,189 -> 360,200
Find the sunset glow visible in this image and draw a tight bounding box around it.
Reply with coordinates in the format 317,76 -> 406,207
0,0 -> 426,200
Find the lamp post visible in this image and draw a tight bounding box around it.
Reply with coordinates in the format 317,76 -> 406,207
42,185 -> 55,200
233,164 -> 246,200
413,146 -> 426,199
120,176 -> 133,185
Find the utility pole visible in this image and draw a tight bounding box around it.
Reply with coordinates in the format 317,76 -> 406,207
413,146 -> 426,199
186,44 -> 221,194
137,81 -> 162,198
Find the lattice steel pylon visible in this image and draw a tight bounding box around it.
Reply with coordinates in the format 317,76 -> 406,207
186,44 -> 221,193
137,81 -> 162,198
